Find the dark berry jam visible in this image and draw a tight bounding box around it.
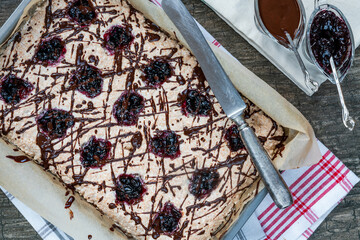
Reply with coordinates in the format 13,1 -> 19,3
225,125 -> 245,151
152,202 -> 181,235
0,75 -> 34,104
70,64 -> 103,98
113,91 -> 144,126
143,61 -> 172,88
104,26 -> 133,53
35,38 -> 66,65
37,109 -> 75,139
189,168 -> 220,199
149,131 -> 181,159
310,10 -> 352,74
115,174 -> 146,205
80,136 -> 111,168
181,89 -> 211,116
67,0 -> 97,26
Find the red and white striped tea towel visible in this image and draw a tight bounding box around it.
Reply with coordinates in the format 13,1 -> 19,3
1,141 -> 358,240
236,141 -> 359,240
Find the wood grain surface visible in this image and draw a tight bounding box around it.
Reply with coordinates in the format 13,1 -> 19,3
0,0 -> 359,239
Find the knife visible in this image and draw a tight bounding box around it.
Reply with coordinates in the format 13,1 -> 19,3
163,0 -> 293,209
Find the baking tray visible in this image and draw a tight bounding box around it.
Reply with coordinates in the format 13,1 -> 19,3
0,0 -> 31,44
221,189 -> 267,240
0,1 -> 268,239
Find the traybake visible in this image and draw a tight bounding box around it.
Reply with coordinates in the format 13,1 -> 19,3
0,0 -> 286,239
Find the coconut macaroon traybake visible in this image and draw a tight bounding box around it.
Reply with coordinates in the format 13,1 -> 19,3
0,0 -> 287,239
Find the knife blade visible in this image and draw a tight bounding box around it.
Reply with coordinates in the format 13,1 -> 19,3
163,0 -> 293,209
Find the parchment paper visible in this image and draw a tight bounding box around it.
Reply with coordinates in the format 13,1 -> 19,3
0,0 -> 322,239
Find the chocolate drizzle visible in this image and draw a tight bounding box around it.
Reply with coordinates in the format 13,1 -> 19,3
65,196 -> 75,208
6,155 -> 31,163
0,0 -> 287,239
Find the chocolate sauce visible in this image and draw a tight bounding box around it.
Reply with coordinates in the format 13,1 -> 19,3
109,203 -> 117,209
258,0 -> 301,44
69,209 -> 74,220
6,155 -> 31,163
146,32 -> 161,42
65,196 -> 75,208
131,131 -> 142,150
176,75 -> 186,85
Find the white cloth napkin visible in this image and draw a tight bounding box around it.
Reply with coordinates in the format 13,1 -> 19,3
1,141 -> 358,240
201,0 -> 360,96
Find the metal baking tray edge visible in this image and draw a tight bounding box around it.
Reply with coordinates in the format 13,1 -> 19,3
222,189 -> 267,240
0,0 -> 31,44
0,1 -> 268,239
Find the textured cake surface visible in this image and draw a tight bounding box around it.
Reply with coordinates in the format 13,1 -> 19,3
0,0 -> 286,239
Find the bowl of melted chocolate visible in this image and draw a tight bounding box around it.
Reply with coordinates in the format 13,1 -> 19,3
305,4 -> 354,81
254,0 -> 306,47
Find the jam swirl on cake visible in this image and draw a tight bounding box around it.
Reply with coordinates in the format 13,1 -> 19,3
0,75 -> 34,105
0,0 -> 286,239
67,0 -> 97,26
69,63 -> 104,98
80,136 -> 111,168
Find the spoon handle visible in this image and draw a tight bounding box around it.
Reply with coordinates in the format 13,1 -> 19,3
314,0 -> 327,9
284,32 -> 319,92
329,57 -> 355,131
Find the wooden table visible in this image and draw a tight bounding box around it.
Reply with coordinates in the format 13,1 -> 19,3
0,0 -> 359,239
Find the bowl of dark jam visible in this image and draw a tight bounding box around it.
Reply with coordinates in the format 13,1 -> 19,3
305,3 -> 355,130
305,4 -> 355,82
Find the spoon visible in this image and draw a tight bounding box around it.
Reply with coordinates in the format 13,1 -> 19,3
285,31 -> 319,92
329,57 -> 355,131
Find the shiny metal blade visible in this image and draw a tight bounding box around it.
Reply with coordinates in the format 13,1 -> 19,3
162,0 -> 246,119
163,0 -> 294,210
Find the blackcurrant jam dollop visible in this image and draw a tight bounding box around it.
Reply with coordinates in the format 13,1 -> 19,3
80,136 -> 111,168
181,90 -> 211,116
67,0 -> 97,26
35,38 -> 66,65
310,10 -> 352,74
104,26 -> 133,53
189,168 -> 220,199
37,109 -> 75,139
0,75 -> 34,104
113,91 -> 144,126
149,131 -> 181,159
152,202 -> 181,235
143,61 -> 172,88
70,64 -> 103,98
115,174 -> 146,205
225,125 -> 245,152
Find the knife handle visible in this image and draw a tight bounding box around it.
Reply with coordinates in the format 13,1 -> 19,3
232,115 -> 293,209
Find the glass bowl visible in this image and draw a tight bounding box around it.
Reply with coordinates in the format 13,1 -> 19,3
254,0 -> 306,48
304,4 -> 355,83
254,0 -> 319,91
